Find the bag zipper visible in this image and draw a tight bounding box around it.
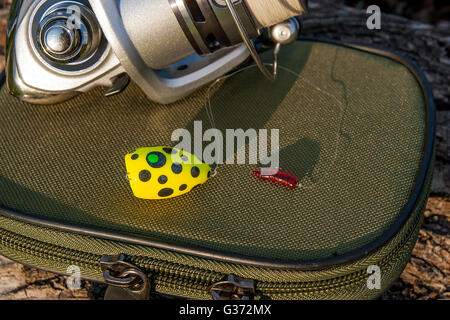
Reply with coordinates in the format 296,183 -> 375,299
101,254 -> 150,300
0,202 -> 422,300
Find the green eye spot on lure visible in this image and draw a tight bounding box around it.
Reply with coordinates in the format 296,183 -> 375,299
125,147 -> 212,199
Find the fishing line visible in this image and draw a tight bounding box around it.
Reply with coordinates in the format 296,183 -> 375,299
204,62 -> 346,189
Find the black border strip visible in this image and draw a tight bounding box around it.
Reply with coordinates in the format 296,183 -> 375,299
0,38 -> 436,271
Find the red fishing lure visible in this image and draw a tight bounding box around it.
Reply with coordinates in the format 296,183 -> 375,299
250,169 -> 299,189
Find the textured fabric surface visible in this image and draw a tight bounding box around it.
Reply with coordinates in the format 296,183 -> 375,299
0,41 -> 427,261
0,165 -> 432,299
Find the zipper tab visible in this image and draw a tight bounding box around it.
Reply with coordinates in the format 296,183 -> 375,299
211,275 -> 255,300
100,254 -> 150,300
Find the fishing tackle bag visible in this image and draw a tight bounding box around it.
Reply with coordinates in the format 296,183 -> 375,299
0,38 -> 435,300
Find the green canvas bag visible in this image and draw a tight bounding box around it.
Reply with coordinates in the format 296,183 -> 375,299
0,39 -> 435,300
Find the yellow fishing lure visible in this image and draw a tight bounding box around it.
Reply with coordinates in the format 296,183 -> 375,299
125,147 -> 212,199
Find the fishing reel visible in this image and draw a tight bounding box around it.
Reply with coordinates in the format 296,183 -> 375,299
6,0 -> 307,104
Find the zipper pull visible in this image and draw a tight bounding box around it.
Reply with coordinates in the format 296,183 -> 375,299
211,275 -> 255,300
100,254 -> 150,300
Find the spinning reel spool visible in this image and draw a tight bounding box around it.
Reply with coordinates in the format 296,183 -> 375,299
6,0 -> 307,104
